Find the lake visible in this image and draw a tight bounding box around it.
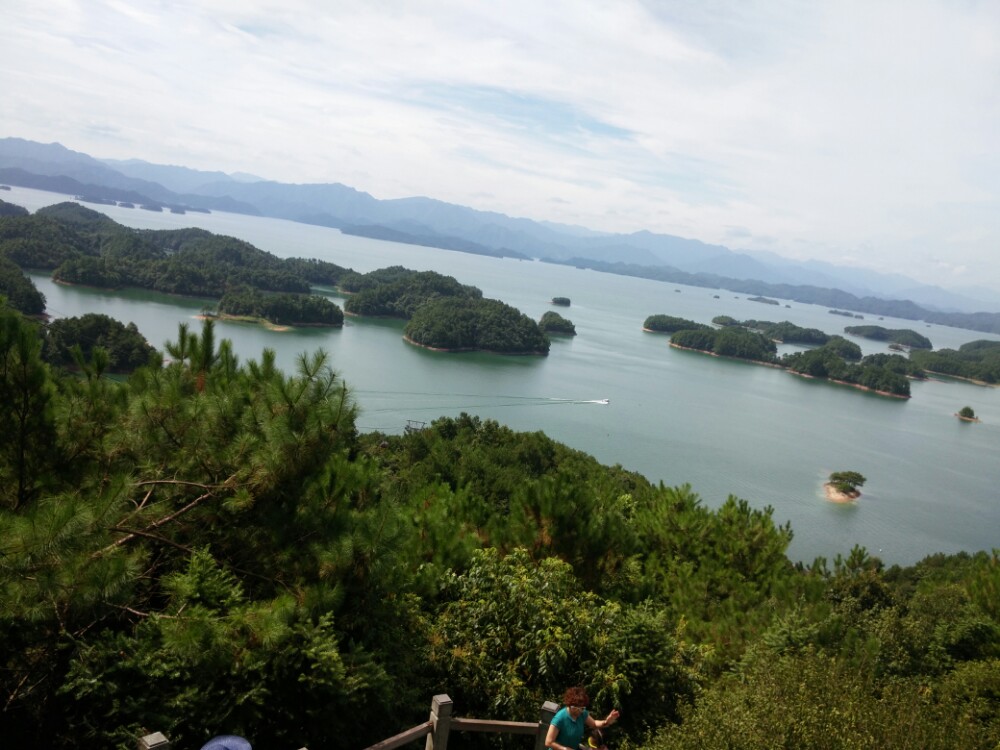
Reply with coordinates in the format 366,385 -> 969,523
8,185 -> 1000,566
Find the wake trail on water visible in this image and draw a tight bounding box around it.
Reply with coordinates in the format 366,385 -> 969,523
355,390 -> 610,412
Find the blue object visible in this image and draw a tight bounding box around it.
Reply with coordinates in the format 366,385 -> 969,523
200,736 -> 252,750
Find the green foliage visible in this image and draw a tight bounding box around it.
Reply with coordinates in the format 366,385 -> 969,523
342,266 -> 481,318
747,319 -> 829,345
217,286 -> 344,326
783,340 -> 911,396
644,314 -> 710,333
910,341 -> 1000,384
2,204 -> 348,301
0,256 -> 45,314
959,405 -> 976,419
42,313 -> 158,372
671,326 -> 777,362
429,548 -> 702,727
539,310 -> 576,335
645,646 -> 996,749
1,310 -> 998,748
844,324 -> 933,349
551,296 -> 571,306
0,198 -> 29,217
405,297 -> 550,354
829,471 -> 866,494
711,315 -> 739,326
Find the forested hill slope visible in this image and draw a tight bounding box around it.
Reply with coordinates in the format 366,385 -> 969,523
1,307 -> 997,749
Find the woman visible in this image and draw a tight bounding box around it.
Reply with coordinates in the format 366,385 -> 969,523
545,687 -> 619,750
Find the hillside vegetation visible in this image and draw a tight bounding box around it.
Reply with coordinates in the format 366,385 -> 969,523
2,306 -> 997,749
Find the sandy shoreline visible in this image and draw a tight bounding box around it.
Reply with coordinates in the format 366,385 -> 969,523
823,483 -> 861,503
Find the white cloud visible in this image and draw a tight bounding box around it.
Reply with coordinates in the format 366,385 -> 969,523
2,0 -> 999,289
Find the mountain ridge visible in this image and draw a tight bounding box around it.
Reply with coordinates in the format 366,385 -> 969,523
1,136 -> 996,314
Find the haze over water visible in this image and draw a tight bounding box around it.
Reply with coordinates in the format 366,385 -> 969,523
10,186 -> 1000,567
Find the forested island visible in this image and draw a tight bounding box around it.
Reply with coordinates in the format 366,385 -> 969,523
644,314 -> 712,333
404,297 -> 550,354
340,265 -> 549,353
216,286 -> 344,327
340,265 -> 481,318
539,310 -> 576,335
664,318 -> 916,397
910,340 -> 1000,384
843,324 -> 933,349
0,202 -> 348,327
713,317 -> 830,345
1,306 -> 998,749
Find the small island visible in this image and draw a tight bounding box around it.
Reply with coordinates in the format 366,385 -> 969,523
539,310 -> 576,336
747,295 -> 780,305
551,296 -> 571,307
644,314 -> 711,334
404,297 -> 550,355
216,286 -> 344,328
824,471 -> 866,503
956,406 -> 980,422
843,325 -> 932,349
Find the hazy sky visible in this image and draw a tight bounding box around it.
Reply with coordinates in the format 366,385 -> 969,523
2,0 -> 999,290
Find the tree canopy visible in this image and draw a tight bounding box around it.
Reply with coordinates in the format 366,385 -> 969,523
0,308 -> 998,748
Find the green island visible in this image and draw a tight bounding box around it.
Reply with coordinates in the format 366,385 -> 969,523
216,286 -> 344,327
713,317 -> 830,345
539,310 -> 576,335
844,324 -> 933,349
825,470 -> 867,502
2,306 -> 998,749
341,265 -> 481,318
668,321 -> 917,397
551,296 -> 571,306
747,295 -> 781,305
910,340 -> 1000,384
644,314 -> 712,333
0,202 -> 349,328
404,296 -> 550,354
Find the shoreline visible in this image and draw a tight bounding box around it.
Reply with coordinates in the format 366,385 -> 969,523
197,313 -> 342,332
824,483 -> 860,503
668,342 -> 786,370
402,334 -> 547,356
669,343 -> 909,398
926,370 -> 998,388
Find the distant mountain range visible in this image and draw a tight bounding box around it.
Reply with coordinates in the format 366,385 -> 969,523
2,136 -> 999,316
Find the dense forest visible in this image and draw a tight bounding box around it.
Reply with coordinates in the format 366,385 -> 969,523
643,314 -> 711,333
667,325 -> 914,397
404,297 -> 551,354
340,265 -> 482,318
1,306 -> 997,749
0,202 -> 350,326
713,317 -> 830,345
843,325 -> 933,349
216,286 -> 344,327
539,310 -> 576,335
910,340 -> 1000,384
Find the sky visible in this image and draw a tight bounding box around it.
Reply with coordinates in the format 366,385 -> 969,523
2,0 -> 1000,290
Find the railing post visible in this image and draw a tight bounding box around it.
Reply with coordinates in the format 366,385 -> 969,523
535,700 -> 558,750
425,693 -> 453,750
138,731 -> 171,750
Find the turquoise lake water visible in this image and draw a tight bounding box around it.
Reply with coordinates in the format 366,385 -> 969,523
8,186 -> 1000,566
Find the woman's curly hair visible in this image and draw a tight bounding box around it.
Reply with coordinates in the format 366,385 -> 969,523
562,686 -> 590,707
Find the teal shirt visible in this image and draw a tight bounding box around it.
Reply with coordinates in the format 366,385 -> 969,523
550,706 -> 589,750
